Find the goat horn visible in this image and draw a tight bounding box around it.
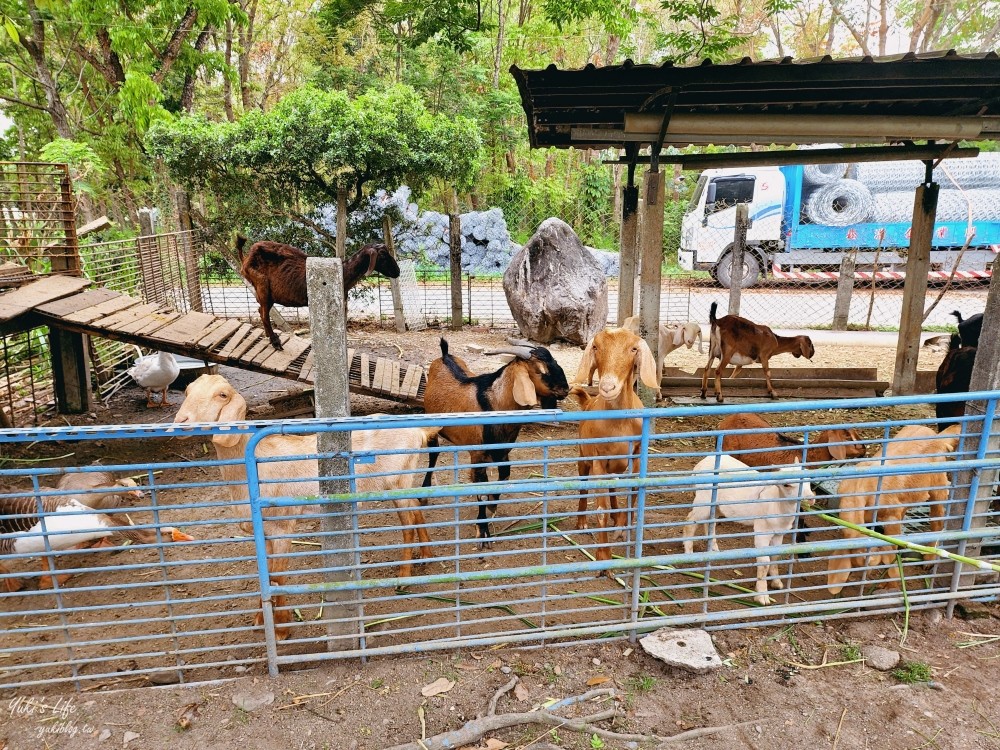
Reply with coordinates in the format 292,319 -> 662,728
506,337 -> 537,348
485,346 -> 535,359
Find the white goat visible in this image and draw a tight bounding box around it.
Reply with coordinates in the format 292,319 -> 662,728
174,374 -> 439,639
683,454 -> 814,605
621,316 -> 703,374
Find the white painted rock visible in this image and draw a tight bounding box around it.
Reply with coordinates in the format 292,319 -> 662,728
640,628 -> 723,674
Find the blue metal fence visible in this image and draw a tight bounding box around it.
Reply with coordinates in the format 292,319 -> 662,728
2,391 -> 999,690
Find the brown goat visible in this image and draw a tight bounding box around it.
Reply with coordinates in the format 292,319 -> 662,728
422,338 -> 569,547
571,327 -> 659,569
700,302 -> 815,402
826,424 -> 961,594
236,237 -> 401,350
718,413 -> 867,469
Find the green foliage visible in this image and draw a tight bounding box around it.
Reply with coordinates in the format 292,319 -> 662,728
39,139 -> 107,196
542,0 -> 638,36
891,661 -> 932,684
146,83 -> 484,236
659,0 -> 793,62
320,0 -> 487,51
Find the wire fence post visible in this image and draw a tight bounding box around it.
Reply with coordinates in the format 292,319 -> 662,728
727,203 -> 749,317
832,250 -> 857,330
383,215 -> 406,332
449,189 -> 463,330
306,257 -> 361,651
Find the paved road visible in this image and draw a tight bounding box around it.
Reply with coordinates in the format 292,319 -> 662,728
201,278 -> 988,333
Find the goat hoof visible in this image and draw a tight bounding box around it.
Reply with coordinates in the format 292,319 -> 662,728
611,529 -> 625,542
756,594 -> 774,605
715,396 -> 724,403
477,540 -> 493,551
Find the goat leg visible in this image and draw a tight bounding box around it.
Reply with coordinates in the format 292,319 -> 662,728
575,459 -> 592,530
420,449 -> 442,505
471,466 -> 498,549
0,562 -> 23,593
256,537 -> 293,639
258,297 -> 284,351
753,533 -> 775,605
923,486 -> 948,562
759,357 -> 777,399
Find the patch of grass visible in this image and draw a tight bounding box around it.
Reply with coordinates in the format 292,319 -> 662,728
627,674 -> 657,694
233,708 -> 250,725
590,734 -> 606,749
840,643 -> 862,662
369,677 -> 385,690
891,660 -> 933,684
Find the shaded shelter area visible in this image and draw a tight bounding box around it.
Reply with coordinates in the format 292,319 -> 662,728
511,50 -> 1000,397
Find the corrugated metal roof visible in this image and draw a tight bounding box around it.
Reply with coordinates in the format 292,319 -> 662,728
510,50 -> 1000,149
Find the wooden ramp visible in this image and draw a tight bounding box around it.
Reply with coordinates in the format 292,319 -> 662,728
661,366 -> 890,399
1,276 -> 426,406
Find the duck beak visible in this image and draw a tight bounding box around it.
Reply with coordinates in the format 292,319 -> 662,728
170,529 -> 195,542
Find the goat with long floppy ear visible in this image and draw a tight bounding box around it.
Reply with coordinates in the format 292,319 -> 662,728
484,342 -> 543,406
576,331 -> 658,392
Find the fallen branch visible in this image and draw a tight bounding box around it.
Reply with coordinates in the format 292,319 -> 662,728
485,676 -> 519,717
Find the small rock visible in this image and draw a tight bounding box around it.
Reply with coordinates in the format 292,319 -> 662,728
123,731 -> 140,746
862,645 -> 901,671
146,670 -> 181,685
231,690 -> 275,712
955,600 -> 993,620
923,609 -> 944,626
500,666 -> 512,675
592,658 -> 601,666
233,665 -> 249,674
640,628 -> 723,675
98,729 -> 112,742
466,344 -> 486,354
755,725 -> 763,734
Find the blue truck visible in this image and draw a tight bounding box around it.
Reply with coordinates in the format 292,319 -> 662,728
678,164 -> 1000,287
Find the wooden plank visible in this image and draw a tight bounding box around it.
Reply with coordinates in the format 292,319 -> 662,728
360,353 -> 370,388
661,376 -> 890,390
401,364 -> 421,398
151,311 -> 218,345
196,318 -> 242,350
134,311 -> 182,336
229,329 -> 264,360
389,360 -> 401,396
252,334 -> 287,365
243,337 -> 273,364
63,294 -> 141,324
216,323 -> 254,358
259,334 -> 311,373
373,358 -> 387,393
662,366 -> 880,381
35,288 -> 118,317
0,275 -> 91,323
92,301 -> 162,331
120,308 -> 176,335
299,363 -> 314,384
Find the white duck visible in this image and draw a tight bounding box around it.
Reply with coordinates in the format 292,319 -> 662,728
0,494 -> 194,591
127,347 -> 180,407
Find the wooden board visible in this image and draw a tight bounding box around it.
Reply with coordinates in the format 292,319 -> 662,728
663,366 -> 880,381
215,323 -> 254,358
151,312 -> 218,344
373,358 -> 387,392
243,337 -> 274,365
35,288 -> 119,318
389,360 -> 401,396
252,334 -> 286,365
131,311 -> 180,336
0,275 -> 91,322
196,319 -> 243,350
229,329 -> 265,360
93,301 -> 162,331
64,294 -> 141,324
259,335 -> 311,373
401,364 -> 422,399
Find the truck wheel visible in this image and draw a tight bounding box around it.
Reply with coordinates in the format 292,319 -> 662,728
715,249 -> 761,289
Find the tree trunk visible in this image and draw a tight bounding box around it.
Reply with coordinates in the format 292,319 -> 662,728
223,19 -> 236,121
493,0 -> 506,88
878,0 -> 889,56
238,0 -> 258,110
22,0 -> 74,139
181,25 -> 213,113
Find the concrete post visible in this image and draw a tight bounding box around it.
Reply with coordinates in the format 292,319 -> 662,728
727,203 -> 749,317
617,182 -> 639,325
892,182 -> 938,395
137,208 -> 166,305
832,251 -> 857,330
638,170 -> 666,406
306,257 -> 360,650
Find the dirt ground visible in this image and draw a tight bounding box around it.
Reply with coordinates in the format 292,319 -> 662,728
6,324 -> 1000,750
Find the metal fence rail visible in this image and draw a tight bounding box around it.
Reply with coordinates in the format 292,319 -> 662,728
2,392 -> 999,690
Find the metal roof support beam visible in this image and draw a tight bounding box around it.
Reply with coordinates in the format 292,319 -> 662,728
892,170 -> 939,395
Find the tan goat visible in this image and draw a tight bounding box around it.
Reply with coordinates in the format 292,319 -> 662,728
571,328 -> 659,568
826,424 -> 961,595
700,302 -> 815,402
174,374 -> 439,639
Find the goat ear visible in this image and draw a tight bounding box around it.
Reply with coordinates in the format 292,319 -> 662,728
212,391 -> 247,448
828,439 -> 848,461
512,368 -> 538,406
575,339 -> 596,384
636,339 -> 659,389
366,246 -> 378,275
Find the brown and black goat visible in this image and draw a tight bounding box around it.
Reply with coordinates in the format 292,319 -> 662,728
422,338 -> 569,547
700,302 -> 815,402
236,236 -> 401,350
718,413 -> 867,469
571,327 -> 660,568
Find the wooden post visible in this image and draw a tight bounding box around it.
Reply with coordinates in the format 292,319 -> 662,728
449,190 -> 463,330
832,250 -> 857,331
638,170 -> 666,406
617,180 -> 640,325
383,215 -> 406,332
727,203 -> 749,317
336,186 -> 348,261
306,257 -> 359,650
946,254 -> 1000,595
892,182 -> 938,395
55,167 -> 81,275
137,208 -> 166,305
176,190 -> 204,312
50,327 -> 92,413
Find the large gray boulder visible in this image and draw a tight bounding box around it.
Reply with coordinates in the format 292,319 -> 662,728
503,218 -> 608,344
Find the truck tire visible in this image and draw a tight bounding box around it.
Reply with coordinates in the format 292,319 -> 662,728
715,249 -> 761,289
